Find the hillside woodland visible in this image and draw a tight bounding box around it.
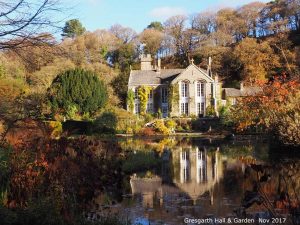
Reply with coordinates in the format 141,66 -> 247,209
0,0 -> 299,145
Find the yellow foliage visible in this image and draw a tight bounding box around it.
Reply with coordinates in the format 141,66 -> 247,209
48,121 -> 63,138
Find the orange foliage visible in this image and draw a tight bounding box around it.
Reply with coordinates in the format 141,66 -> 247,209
229,76 -> 300,145
5,136 -> 123,211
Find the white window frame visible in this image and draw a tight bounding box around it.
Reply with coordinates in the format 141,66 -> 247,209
181,82 -> 188,98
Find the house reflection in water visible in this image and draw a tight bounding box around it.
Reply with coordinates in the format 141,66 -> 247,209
130,175 -> 163,208
176,147 -> 222,204
130,145 -> 224,208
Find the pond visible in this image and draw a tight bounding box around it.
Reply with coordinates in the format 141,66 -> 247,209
90,137 -> 300,225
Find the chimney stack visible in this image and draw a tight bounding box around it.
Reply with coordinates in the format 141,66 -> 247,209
140,54 -> 152,71
157,58 -> 161,72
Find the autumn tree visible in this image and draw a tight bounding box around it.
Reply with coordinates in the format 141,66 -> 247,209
7,34 -> 60,73
164,15 -> 187,57
267,33 -> 299,77
237,2 -> 265,38
109,24 -> 137,44
233,38 -> 280,82
227,78 -> 300,146
139,29 -> 164,56
0,78 -> 44,144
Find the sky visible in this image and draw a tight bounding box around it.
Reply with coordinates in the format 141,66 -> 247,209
64,0 -> 270,32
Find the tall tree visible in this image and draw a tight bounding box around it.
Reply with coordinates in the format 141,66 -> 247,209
164,15 -> 187,59
147,21 -> 164,31
139,29 -> 164,56
238,2 -> 265,38
233,38 -> 280,82
109,24 -> 137,44
62,19 -> 86,39
48,68 -> 108,116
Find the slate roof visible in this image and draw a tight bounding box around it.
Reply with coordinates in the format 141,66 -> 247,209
224,87 -> 263,97
128,69 -> 185,86
223,88 -> 242,97
242,87 -> 263,96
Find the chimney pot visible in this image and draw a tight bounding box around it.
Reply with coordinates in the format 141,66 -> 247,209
207,56 -> 212,77
158,58 -> 161,71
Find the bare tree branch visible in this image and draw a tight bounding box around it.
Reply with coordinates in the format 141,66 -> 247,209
0,0 -> 65,50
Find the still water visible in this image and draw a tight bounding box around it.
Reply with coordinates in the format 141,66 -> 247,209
91,137 -> 300,225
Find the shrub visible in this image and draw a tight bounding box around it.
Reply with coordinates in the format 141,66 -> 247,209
157,108 -> 162,118
153,120 -> 170,135
48,121 -> 62,138
176,125 -> 184,132
66,104 -> 80,120
143,113 -> 154,123
93,112 -> 117,134
165,119 -> 176,130
137,127 -> 155,136
48,68 -> 108,117
206,105 -> 217,117
109,108 -> 142,134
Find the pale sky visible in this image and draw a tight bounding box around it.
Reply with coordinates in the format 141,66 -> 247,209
64,0 -> 270,32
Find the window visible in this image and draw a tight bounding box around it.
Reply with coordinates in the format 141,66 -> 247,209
181,103 -> 185,115
181,82 -> 188,97
181,103 -> 189,115
197,102 -> 205,116
197,82 -> 205,97
134,88 -> 138,99
148,89 -> 153,99
232,98 -> 237,105
198,149 -> 202,160
162,87 -> 168,103
147,103 -> 153,113
135,103 -> 140,114
162,106 -> 168,114
185,103 -> 188,115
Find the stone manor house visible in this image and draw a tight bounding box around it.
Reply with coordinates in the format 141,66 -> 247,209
127,54 -> 260,118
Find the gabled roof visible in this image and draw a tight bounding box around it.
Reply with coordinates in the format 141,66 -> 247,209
171,64 -> 214,84
128,69 -> 184,87
128,63 -> 214,87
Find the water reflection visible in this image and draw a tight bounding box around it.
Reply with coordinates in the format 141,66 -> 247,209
106,137 -> 299,225
174,147 -> 223,205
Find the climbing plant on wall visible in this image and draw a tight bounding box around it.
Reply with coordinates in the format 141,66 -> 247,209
126,89 -> 135,113
138,86 -> 151,115
168,84 -> 179,116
